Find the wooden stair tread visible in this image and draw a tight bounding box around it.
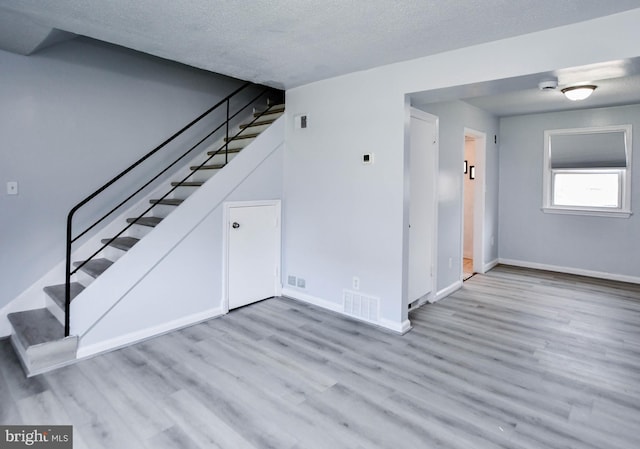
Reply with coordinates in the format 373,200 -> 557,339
240,119 -> 276,129
101,236 -> 139,251
149,198 -> 183,206
73,258 -> 113,278
44,282 -> 85,310
171,181 -> 204,187
254,105 -> 285,117
126,216 -> 163,228
224,132 -> 259,142
191,164 -> 225,171
207,148 -> 241,156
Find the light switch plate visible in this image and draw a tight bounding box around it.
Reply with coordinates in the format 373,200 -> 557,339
6,181 -> 18,195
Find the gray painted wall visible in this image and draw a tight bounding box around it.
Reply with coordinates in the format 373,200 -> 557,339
416,100 -> 500,291
499,104 -> 640,278
0,37 -> 253,310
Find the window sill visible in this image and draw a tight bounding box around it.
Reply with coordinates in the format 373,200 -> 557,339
541,207 -> 632,218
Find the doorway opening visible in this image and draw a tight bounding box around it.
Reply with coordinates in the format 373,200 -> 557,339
462,128 -> 486,281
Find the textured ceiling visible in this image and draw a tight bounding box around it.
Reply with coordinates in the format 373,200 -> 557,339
1,0 -> 640,89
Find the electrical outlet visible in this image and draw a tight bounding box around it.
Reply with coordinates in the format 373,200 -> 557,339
287,275 -> 297,286
296,278 -> 306,288
6,181 -> 18,195
448,257 -> 452,269
491,235 -> 495,246
352,276 -> 360,290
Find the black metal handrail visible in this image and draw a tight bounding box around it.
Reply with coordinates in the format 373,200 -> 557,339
64,82 -> 283,336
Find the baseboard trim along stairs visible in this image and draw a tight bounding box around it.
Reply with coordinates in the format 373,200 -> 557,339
7,101 -> 284,377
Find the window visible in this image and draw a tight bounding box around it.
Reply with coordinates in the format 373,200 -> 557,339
543,125 -> 632,217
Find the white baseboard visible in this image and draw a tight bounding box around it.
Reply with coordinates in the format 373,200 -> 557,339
433,280 -> 463,302
498,258 -> 640,285
281,288 -> 342,312
379,318 -> 413,334
484,258 -> 499,272
281,288 -> 410,334
77,307 -> 225,359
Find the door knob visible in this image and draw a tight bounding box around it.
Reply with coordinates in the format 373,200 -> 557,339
232,222 -> 240,229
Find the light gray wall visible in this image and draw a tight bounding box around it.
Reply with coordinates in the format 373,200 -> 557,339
283,9 -> 640,328
499,104 -> 640,278
0,37 -> 254,310
416,101 -> 500,291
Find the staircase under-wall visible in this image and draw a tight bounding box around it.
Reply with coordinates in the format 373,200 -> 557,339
7,100 -> 284,377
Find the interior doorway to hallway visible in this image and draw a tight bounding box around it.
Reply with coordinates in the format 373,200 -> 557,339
462,129 -> 486,281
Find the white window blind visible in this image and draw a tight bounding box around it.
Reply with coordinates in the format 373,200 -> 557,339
549,131 -> 627,168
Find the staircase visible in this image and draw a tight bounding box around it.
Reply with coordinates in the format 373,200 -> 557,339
7,100 -> 284,377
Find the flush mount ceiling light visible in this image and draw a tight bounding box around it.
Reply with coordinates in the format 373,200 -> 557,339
561,85 -> 597,101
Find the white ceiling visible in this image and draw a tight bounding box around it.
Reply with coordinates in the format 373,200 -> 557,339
1,0 -> 640,89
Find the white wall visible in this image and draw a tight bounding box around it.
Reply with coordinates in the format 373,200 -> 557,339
499,104 -> 640,281
283,8 -> 640,329
0,37 -> 258,311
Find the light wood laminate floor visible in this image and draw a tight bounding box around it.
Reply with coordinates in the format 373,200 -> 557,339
2,265 -> 640,448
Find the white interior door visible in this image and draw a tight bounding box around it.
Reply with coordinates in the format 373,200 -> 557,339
227,203 -> 279,310
408,109 -> 437,303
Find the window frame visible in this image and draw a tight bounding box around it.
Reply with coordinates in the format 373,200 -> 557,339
542,125 -> 633,218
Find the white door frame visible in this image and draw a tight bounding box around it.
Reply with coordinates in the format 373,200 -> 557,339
222,199 -> 282,313
408,108 -> 439,305
462,128 -> 486,276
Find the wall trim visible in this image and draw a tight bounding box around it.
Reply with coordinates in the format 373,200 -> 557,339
281,288 -> 342,312
379,318 -> 413,335
484,258 -> 499,272
76,307 -> 224,359
433,280 -> 463,302
498,258 -> 640,285
282,288 -> 411,334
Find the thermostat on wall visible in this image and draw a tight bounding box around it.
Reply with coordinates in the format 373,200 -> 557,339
362,153 -> 374,165
295,114 -> 308,129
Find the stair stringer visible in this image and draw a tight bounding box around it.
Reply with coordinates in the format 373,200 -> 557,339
72,117 -> 284,358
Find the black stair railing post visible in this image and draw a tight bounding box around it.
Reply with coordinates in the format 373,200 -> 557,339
225,98 -> 230,165
64,213 -> 73,337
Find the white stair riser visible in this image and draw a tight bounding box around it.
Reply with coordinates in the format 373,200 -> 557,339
241,123 -> 271,134
226,138 -> 253,150
255,111 -> 283,122
206,151 -> 239,165
125,224 -> 154,240
45,296 -> 65,325
151,203 -> 182,218
189,169 -> 221,183
102,245 -> 130,262
75,270 -> 97,286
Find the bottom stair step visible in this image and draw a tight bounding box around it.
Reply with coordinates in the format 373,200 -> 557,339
7,308 -> 78,377
73,258 -> 113,278
44,282 -> 85,310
